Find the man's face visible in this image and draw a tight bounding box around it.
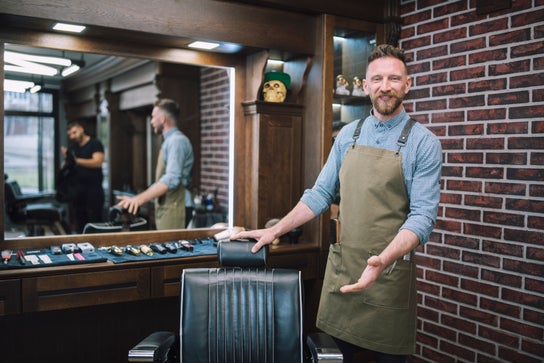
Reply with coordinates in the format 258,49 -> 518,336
67,125 -> 84,144
363,56 -> 412,120
150,106 -> 165,134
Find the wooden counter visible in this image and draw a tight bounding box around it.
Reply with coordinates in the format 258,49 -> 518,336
0,229 -> 323,362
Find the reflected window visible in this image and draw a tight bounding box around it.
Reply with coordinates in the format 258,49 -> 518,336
4,91 -> 56,193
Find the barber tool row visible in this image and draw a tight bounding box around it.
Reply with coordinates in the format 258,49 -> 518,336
98,238 -> 215,257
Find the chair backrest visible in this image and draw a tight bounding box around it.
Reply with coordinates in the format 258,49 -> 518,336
4,179 -> 23,203
179,241 -> 304,363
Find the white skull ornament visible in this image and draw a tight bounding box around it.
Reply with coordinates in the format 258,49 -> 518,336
262,79 -> 287,102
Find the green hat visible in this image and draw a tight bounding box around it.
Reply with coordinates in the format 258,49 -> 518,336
264,71 -> 291,89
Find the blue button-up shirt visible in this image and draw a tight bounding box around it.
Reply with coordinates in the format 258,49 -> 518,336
158,128 -> 194,205
301,109 -> 442,244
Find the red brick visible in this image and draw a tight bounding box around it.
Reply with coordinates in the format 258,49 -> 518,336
510,72 -> 544,88
467,108 -> 507,121
507,167 -> 544,181
442,287 -> 478,306
529,184 -> 544,197
528,215 -> 544,229
485,181 -> 526,195
460,305 -> 499,323
449,95 -> 485,108
447,152 -> 484,163
470,18 -> 509,35
508,136 -> 544,150
450,37 -> 486,54
469,48 -> 507,64
487,121 -> 528,134
434,27 -> 467,44
501,317 -> 543,340
443,260 -> 479,278
432,83 -> 466,96
416,98 -> 447,111
489,59 -> 531,76
418,18 -> 449,35
486,152 -> 527,165
426,270 -> 459,287
490,29 -> 531,47
448,123 -> 484,136
405,87 -> 430,100
469,78 -> 507,93
533,121 -> 544,133
466,166 -> 504,179
402,35 -> 432,50
444,234 -> 480,249
466,138 -> 505,150
511,8 -> 544,27
435,218 -> 462,233
464,222 -> 502,238
483,211 -> 525,226
499,346 -> 543,363
480,297 -> 521,318
504,259 -> 544,279
439,340 -> 476,362
433,55 -> 466,70
415,71 -> 448,85
459,333 -> 496,356
524,308 -> 544,326
521,339 -> 544,360
479,325 -> 519,346
450,65 -> 485,81
450,11 -> 485,27
482,239 -> 524,257
465,194 -> 503,208
503,228 -> 544,245
525,276 -> 544,294
488,90 -> 529,105
463,251 -> 501,268
506,197 -> 544,213
482,268 -> 522,287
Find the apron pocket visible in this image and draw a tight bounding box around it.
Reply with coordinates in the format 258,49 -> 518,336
323,243 -> 351,292
356,259 -> 413,309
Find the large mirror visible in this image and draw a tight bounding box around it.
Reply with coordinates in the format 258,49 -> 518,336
3,41 -> 235,240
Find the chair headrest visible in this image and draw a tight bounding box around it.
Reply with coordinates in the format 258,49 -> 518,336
217,239 -> 268,267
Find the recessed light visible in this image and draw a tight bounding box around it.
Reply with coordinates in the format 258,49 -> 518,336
188,41 -> 220,50
53,23 -> 86,33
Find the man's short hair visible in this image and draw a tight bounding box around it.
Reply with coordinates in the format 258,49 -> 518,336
367,44 -> 407,68
66,121 -> 84,131
154,98 -> 180,122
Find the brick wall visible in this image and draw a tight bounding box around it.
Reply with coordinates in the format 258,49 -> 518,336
400,0 -> 544,362
200,67 -> 230,210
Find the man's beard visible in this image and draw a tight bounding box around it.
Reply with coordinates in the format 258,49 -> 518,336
372,92 -> 403,116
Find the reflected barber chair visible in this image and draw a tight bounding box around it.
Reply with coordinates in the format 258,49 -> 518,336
83,206 -> 147,233
128,239 -> 343,363
4,175 -> 68,236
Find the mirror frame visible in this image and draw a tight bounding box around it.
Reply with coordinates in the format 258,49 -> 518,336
1,27 -> 248,243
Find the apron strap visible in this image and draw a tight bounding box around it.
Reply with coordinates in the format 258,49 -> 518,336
351,118 -> 365,149
396,118 -> 417,155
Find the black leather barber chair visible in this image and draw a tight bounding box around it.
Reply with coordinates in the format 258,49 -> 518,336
128,239 -> 343,363
83,206 -> 147,233
4,176 -> 68,236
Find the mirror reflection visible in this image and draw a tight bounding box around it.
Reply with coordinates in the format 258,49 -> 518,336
4,44 -> 231,239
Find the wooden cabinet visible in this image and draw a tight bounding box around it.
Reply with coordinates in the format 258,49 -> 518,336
242,101 -> 303,230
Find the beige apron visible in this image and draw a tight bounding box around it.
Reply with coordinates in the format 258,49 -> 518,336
154,148 -> 186,230
316,119 -> 417,355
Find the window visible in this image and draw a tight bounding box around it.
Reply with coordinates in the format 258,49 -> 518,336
4,91 -> 56,193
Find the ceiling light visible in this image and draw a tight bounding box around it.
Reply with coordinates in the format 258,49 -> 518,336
53,23 -> 86,33
4,79 -> 35,93
5,64 -> 58,77
30,84 -> 42,93
61,64 -> 81,77
188,41 -> 220,50
5,51 -> 72,66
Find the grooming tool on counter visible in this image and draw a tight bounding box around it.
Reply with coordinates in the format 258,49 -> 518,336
150,243 -> 167,254
125,245 -> 141,256
139,245 -> 154,256
179,240 -> 194,252
1,250 -> 12,264
163,242 -> 178,253
16,250 -> 25,265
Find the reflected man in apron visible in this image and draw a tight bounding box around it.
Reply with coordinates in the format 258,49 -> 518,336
232,44 -> 442,362
116,98 -> 194,230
